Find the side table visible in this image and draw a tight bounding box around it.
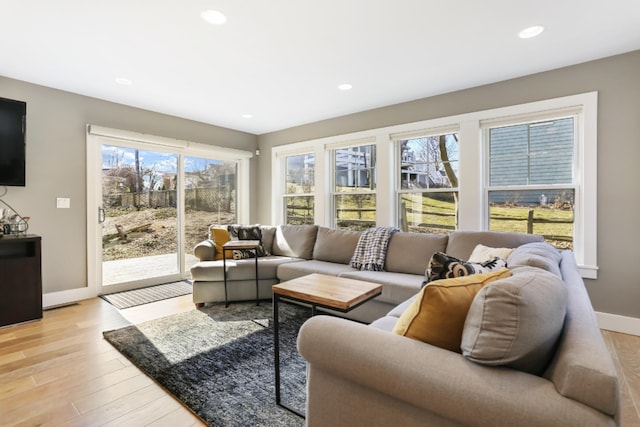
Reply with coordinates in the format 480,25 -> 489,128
222,240 -> 260,307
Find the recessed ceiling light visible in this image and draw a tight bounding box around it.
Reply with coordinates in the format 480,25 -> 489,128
115,77 -> 133,85
201,10 -> 227,25
338,83 -> 353,91
241,114 -> 253,119
518,25 -> 544,39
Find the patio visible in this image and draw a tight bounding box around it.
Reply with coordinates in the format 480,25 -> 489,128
102,253 -> 199,287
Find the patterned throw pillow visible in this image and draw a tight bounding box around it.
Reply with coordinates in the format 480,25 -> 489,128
227,225 -> 270,259
424,252 -> 507,285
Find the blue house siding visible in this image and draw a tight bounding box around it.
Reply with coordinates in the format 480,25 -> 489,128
489,117 -> 574,190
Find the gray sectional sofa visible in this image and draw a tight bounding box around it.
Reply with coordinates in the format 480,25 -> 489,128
190,224 -> 541,322
298,240 -> 620,426
190,224 -> 619,426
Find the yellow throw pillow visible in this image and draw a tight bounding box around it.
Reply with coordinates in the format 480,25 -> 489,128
209,226 -> 231,260
392,268 -> 512,353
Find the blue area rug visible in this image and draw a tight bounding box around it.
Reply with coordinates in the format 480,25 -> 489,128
103,301 -> 308,426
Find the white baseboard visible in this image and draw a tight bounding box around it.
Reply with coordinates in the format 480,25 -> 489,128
43,287 -> 97,309
596,311 -> 640,336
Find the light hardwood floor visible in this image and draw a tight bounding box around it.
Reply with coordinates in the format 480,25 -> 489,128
0,296 -> 638,426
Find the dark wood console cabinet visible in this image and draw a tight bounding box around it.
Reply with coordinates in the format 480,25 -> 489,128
0,234 -> 42,327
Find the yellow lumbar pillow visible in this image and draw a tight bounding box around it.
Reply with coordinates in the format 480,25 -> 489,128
209,226 -> 231,260
392,268 -> 512,353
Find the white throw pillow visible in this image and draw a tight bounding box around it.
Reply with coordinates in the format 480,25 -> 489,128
468,244 -> 514,263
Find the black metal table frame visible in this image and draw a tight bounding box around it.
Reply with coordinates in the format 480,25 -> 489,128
272,290 -> 382,418
221,244 -> 259,308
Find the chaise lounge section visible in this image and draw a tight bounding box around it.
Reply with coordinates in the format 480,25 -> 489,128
298,241 -> 620,426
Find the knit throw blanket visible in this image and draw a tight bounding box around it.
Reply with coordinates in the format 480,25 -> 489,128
350,226 -> 400,271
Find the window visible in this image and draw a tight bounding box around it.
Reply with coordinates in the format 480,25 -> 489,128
283,153 -> 315,225
332,144 -> 376,230
396,132 -> 459,234
485,116 -> 576,250
270,92 -> 597,278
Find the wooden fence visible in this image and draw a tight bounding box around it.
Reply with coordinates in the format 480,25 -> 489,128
110,187 -> 235,213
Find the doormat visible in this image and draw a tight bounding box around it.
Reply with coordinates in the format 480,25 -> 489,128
100,280 -> 192,309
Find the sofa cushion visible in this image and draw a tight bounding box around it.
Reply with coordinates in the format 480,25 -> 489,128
426,252 -> 507,283
468,244 -> 514,262
446,231 -> 544,260
392,268 -> 512,353
260,225 -> 276,254
191,255 -> 300,281
384,232 -> 449,276
227,224 -> 270,258
340,270 -> 424,305
313,227 -> 361,264
209,226 -> 231,260
507,241 -> 562,278
276,260 -> 355,282
271,225 -> 318,259
461,265 -> 567,375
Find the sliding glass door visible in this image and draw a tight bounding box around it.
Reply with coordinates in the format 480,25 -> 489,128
101,145 -> 180,290
87,125 -> 252,297
183,156 -> 238,272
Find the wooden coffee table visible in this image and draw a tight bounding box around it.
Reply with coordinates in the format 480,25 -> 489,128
272,273 -> 382,417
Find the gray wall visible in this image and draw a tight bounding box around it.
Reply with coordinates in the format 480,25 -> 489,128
257,50 -> 640,319
0,76 -> 258,294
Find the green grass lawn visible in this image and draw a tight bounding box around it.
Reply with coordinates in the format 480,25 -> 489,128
287,190 -> 574,249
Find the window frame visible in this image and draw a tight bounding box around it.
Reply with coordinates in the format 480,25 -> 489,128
269,92 -> 597,278
328,138 -> 378,230
282,152 -> 316,225
393,126 -> 461,233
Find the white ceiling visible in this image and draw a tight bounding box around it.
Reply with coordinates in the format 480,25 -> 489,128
2,1 -> 640,135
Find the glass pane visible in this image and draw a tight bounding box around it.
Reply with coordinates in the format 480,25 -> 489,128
399,192 -> 457,234
399,134 -> 458,189
101,145 -> 179,286
334,145 -> 376,191
489,118 -> 574,186
286,153 -> 315,194
184,156 -> 237,271
284,195 -> 314,225
334,194 -> 376,231
488,189 -> 574,249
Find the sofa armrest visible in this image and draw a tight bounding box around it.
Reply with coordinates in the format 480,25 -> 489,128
193,239 -> 216,261
298,316 -> 615,427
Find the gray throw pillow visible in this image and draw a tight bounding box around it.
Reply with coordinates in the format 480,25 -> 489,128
507,241 -> 562,278
460,266 -> 567,375
271,225 -> 318,259
313,227 -> 361,264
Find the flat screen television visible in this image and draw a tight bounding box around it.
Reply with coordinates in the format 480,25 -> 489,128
0,97 -> 26,186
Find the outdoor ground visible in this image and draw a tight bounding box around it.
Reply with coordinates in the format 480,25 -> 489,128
102,207 -> 234,261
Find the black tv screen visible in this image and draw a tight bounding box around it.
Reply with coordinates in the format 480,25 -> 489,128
0,97 -> 26,186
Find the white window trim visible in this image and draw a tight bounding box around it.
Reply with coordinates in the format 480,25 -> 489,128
282,151 -> 316,225
329,142 -> 379,229
270,92 -> 597,278
86,126 -> 253,298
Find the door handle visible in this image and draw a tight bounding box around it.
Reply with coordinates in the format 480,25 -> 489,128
98,206 -> 105,224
